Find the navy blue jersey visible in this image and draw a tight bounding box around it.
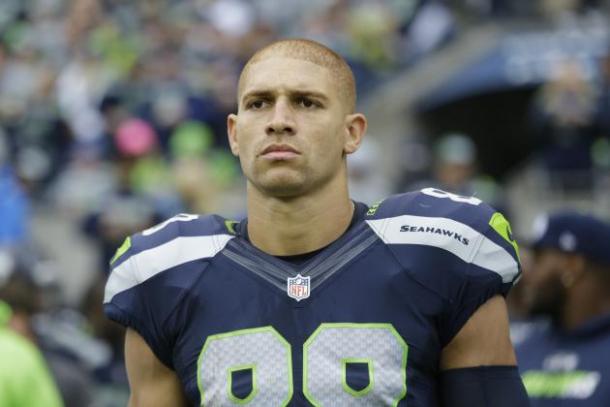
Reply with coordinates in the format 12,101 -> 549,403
104,188 -> 520,406
514,315 -> 610,406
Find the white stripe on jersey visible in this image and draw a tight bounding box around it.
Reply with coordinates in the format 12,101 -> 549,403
104,234 -> 234,303
365,215 -> 518,283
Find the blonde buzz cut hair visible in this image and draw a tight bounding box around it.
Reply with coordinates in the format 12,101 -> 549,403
238,38 -> 357,113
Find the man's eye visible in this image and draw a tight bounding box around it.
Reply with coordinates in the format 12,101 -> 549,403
248,100 -> 267,109
297,97 -> 316,108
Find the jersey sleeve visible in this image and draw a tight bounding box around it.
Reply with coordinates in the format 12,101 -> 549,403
103,213 -> 234,367
366,188 -> 521,347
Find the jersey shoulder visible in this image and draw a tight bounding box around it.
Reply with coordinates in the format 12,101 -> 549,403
365,187 -> 520,284
367,188 -> 498,234
103,213 -> 237,367
104,213 -> 236,304
365,188 -> 522,346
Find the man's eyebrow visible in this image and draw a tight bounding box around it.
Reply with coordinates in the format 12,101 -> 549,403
241,89 -> 329,102
241,90 -> 274,103
291,90 -> 329,101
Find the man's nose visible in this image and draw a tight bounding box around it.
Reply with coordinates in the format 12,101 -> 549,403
266,99 -> 295,136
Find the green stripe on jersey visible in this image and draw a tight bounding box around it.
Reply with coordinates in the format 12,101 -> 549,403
225,220 -> 238,235
489,212 -> 520,260
110,236 -> 132,265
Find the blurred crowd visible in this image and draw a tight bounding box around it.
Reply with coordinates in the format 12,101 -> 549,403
0,0 -> 461,252
1,0 -> 610,406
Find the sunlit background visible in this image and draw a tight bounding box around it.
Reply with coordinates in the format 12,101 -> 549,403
0,0 -> 609,405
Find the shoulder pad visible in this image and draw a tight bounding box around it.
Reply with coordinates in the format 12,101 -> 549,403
104,213 -> 235,303
367,188 -> 490,226
365,188 -> 520,284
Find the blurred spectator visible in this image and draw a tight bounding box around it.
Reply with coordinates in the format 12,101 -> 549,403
81,276 -> 128,391
515,211 -> 610,405
0,300 -> 64,407
347,136 -> 391,204
83,118 -> 168,272
540,0 -> 581,20
48,141 -> 116,217
0,133 -> 29,247
409,133 -> 505,211
113,118 -> 183,215
346,2 -> 400,70
596,52 -> 610,137
169,120 -> 239,213
0,252 -> 66,407
0,249 -> 129,406
538,0 -> 603,21
401,0 -> 454,63
592,51 -> 610,171
463,0 -> 534,18
529,59 -> 598,189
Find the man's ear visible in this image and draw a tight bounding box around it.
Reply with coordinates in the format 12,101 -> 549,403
343,113 -> 367,155
227,113 -> 239,157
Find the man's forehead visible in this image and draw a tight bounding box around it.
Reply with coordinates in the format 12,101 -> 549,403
239,57 -> 336,97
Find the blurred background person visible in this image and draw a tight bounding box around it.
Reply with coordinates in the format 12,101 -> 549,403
591,50 -> 610,176
0,300 -> 64,407
82,117 -> 167,274
0,251 -> 65,407
408,132 -> 506,212
0,248 -> 127,407
529,59 -> 598,190
514,211 -> 610,406
0,132 -> 29,248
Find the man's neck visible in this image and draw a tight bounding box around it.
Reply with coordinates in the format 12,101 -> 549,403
246,181 -> 354,256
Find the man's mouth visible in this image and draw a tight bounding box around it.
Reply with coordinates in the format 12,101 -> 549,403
260,144 -> 300,160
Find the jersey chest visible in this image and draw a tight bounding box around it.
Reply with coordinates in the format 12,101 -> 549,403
172,242 -> 445,406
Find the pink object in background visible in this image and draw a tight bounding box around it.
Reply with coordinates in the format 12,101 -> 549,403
114,118 -> 158,157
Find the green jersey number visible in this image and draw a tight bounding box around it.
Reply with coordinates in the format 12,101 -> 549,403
198,323 -> 408,406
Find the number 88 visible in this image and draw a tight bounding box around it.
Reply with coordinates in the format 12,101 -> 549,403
198,323 -> 408,406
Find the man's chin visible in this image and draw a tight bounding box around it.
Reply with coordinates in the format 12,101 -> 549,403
263,185 -> 306,199
253,178 -> 307,199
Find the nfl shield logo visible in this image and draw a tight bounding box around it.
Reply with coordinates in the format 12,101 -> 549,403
287,274 -> 310,302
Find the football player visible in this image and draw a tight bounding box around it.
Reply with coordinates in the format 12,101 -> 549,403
515,212 -> 610,406
104,39 -> 529,406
